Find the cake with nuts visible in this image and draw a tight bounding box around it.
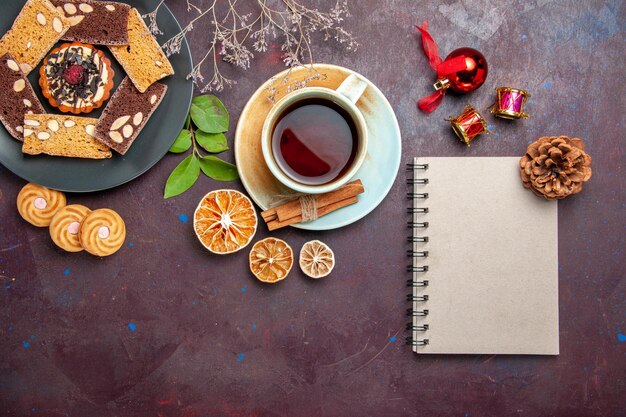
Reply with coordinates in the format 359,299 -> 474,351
22,114 -> 112,159
50,0 -> 131,45
0,0 -> 70,75
0,52 -> 46,141
109,8 -> 174,93
1,0 -> 174,164
95,77 -> 168,155
39,42 -> 114,114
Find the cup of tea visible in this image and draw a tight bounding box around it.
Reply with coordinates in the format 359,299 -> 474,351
261,73 -> 369,194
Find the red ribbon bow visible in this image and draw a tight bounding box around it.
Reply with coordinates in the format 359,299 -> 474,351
416,22 -> 469,113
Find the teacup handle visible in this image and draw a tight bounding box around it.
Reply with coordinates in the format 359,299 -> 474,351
336,73 -> 367,104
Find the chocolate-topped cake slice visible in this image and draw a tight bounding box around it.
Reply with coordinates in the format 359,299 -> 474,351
50,0 -> 130,45
39,42 -> 115,114
0,53 -> 45,141
95,77 -> 167,155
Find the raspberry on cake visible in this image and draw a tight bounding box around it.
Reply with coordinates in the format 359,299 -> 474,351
39,42 -> 114,114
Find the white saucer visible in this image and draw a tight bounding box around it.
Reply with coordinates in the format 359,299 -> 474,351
234,64 -> 401,230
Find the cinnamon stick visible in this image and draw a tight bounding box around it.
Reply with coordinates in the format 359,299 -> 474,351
276,179 -> 364,222
260,179 -> 364,223
261,207 -> 277,222
266,196 -> 359,231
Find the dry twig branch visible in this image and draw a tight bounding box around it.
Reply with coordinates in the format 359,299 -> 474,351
143,0 -> 357,92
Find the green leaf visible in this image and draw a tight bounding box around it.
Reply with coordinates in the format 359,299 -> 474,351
196,131 -> 229,153
169,129 -> 192,153
164,154 -> 201,198
190,95 -> 229,133
199,156 -> 239,181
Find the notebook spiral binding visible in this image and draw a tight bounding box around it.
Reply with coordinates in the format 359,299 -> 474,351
406,162 -> 429,347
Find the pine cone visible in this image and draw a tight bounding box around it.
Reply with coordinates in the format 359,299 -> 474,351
520,136 -> 592,200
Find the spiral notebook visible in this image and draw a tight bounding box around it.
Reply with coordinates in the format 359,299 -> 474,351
408,157 -> 559,355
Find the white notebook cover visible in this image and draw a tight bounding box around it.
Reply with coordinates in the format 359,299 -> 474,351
410,157 -> 559,355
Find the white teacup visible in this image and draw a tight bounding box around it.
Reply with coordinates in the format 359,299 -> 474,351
261,73 -> 369,194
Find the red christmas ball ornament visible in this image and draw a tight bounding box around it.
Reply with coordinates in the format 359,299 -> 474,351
442,47 -> 488,93
415,22 -> 489,113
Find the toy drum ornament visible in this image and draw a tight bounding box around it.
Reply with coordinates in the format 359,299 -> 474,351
491,87 -> 530,119
448,104 -> 488,146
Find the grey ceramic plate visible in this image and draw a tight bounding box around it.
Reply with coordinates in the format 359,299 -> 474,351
0,0 -> 193,192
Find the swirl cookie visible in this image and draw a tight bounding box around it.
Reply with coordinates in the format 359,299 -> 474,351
79,208 -> 125,256
17,183 -> 66,227
49,204 -> 91,252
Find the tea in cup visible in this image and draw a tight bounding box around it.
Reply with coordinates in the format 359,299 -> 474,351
261,73 -> 368,194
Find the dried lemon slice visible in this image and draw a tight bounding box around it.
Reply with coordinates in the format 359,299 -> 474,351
194,189 -> 258,254
299,240 -> 335,278
249,237 -> 293,283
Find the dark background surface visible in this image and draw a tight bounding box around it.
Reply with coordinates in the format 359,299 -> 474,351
1,0 -> 624,416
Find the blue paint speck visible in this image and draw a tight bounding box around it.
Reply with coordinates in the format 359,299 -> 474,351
389,335 -> 397,343
63,269 -> 70,276
192,300 -> 198,305
241,286 -> 247,293
22,341 -> 30,348
544,81 -> 552,89
30,335 -> 36,340
6,324 -> 13,333
178,214 -> 189,223
128,323 -> 137,332
618,333 -> 626,342
5,285 -> 10,289
31,408 -> 36,413
128,242 -> 134,247
236,353 -> 245,361
520,34 -> 528,41
251,324 -> 257,330
487,124 -> 494,132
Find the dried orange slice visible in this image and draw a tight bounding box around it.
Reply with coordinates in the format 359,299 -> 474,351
249,237 -> 293,283
193,189 -> 258,254
299,240 -> 335,278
